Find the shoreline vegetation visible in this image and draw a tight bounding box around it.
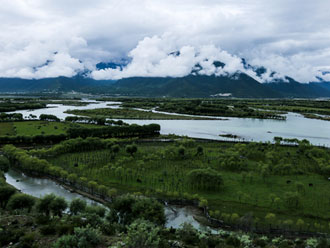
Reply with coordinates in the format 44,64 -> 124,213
65,108 -> 220,120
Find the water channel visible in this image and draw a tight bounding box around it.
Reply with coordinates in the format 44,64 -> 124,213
8,100 -> 330,146
4,169 -> 209,230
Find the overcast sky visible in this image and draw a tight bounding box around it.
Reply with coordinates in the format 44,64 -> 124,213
1,0 -> 330,82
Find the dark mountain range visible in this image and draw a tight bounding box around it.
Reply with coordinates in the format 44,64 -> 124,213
0,74 -> 329,98
0,58 -> 330,98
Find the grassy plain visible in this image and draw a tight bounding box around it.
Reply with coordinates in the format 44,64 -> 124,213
65,108 -> 215,120
46,141 -> 330,231
0,121 -> 102,136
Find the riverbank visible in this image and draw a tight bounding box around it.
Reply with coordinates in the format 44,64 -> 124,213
5,166 -> 330,239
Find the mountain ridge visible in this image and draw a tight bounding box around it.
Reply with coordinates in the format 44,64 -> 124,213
0,74 -> 329,98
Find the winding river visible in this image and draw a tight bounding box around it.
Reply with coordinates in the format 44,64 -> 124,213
4,169 -> 209,230
8,100 -> 330,146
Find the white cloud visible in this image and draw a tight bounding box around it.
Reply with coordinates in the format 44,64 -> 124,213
91,35 -> 268,81
0,0 -> 329,82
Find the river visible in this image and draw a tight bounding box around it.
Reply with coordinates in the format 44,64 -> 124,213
8,100 -> 330,146
4,169 -> 209,230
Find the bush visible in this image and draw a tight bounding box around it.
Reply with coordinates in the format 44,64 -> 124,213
36,194 -> 56,216
125,219 -> 161,248
108,194 -> 165,226
7,193 -> 35,212
85,205 -> 106,218
18,232 -> 38,248
0,228 -> 24,247
176,223 -> 199,245
0,156 -> 9,172
69,198 -> 86,215
226,235 -> 241,247
0,185 -> 16,209
40,225 -> 56,236
49,196 -> 68,217
54,226 -> 102,248
56,223 -> 74,236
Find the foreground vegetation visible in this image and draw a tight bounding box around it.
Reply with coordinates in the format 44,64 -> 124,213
3,136 -> 330,236
1,156 -> 330,247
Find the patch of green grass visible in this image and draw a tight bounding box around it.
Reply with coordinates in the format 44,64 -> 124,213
0,121 -> 103,136
46,141 -> 330,231
0,122 -> 15,136
65,108 -> 215,120
14,121 -> 70,136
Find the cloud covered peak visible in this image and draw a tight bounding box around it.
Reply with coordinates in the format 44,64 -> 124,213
91,35 -> 282,82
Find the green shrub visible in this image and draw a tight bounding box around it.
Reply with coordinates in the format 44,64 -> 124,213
69,198 -> 86,215
176,223 -> 199,245
0,185 -> 16,209
40,225 -> 56,236
7,193 -> 35,212
56,223 -> 74,236
125,219 -> 161,248
54,226 -> 101,248
226,235 -> 241,247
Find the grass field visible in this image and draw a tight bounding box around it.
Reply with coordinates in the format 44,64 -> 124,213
0,121 -> 102,136
65,108 -> 215,120
46,141 -> 330,231
0,122 -> 15,136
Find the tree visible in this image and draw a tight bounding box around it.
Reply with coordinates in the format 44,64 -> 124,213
86,205 -> 106,218
49,196 -> 68,217
296,219 -> 304,230
98,185 -> 108,198
107,188 -> 117,199
70,198 -> 86,215
269,193 -> 277,206
296,182 -> 305,195
125,219 -> 161,248
111,144 -> 120,159
7,193 -> 35,212
196,146 -> 203,156
0,156 -> 10,172
178,146 -> 185,157
187,168 -> 223,191
39,114 -> 60,122
36,194 -> 56,216
265,213 -> 276,228
0,186 -> 16,209
68,173 -> 78,185
126,145 -> 138,157
284,192 -> 301,209
88,181 -> 98,195
231,213 -> 240,224
108,194 -> 165,226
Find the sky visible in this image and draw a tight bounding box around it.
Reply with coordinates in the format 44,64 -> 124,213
1,0 -> 330,82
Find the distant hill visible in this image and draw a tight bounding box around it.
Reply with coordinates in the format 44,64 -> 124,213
0,76 -> 115,93
110,74 -> 282,98
0,74 -> 330,98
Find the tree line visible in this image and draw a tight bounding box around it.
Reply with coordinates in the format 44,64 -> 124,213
0,123 -> 160,145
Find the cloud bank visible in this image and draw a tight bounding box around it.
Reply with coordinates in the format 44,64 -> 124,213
1,0 -> 330,82
91,35 -> 280,82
